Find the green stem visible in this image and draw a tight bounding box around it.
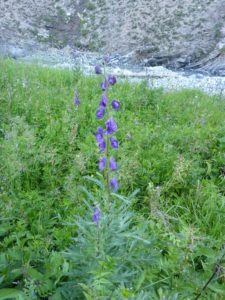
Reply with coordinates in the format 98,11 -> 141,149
96,222 -> 100,257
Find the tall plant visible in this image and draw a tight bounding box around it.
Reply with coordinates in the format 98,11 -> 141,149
62,56 -> 160,299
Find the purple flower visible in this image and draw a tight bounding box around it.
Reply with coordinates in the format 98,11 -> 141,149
95,65 -> 102,74
96,133 -> 103,143
95,127 -> 104,143
97,126 -> 104,135
110,136 -> 118,149
98,140 -> 106,151
100,80 -> 108,91
106,117 -> 118,134
96,107 -> 105,119
112,100 -> 120,110
103,54 -> 110,64
108,75 -> 117,86
99,157 -> 106,170
110,178 -> 119,191
74,91 -> 80,106
93,207 -> 100,224
109,156 -> 117,171
100,94 -> 107,107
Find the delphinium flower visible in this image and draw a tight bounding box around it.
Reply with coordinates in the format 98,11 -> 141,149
93,207 -> 100,224
99,157 -> 106,171
95,126 -> 104,142
100,80 -> 108,91
108,75 -> 117,86
96,127 -> 106,152
100,94 -> 107,107
98,140 -> 106,152
95,65 -> 102,75
96,107 -> 105,119
74,90 -> 80,106
94,56 -> 121,194
109,156 -> 117,171
112,99 -> 120,110
103,54 -> 110,64
110,178 -> 119,191
105,117 -> 118,135
110,136 -> 118,149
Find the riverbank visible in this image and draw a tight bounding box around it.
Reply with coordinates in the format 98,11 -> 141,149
1,44 -> 225,96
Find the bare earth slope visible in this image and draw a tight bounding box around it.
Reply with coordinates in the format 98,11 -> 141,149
1,0 -> 225,74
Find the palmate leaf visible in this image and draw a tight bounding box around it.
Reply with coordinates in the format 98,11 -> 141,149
0,289 -> 26,300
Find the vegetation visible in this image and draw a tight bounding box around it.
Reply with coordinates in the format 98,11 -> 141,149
0,59 -> 225,299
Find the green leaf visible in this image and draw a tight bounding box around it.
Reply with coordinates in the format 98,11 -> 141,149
111,193 -> 130,204
83,175 -> 104,189
49,290 -> 63,300
0,289 -> 26,300
128,188 -> 140,200
219,136 -> 225,144
27,266 -> 43,280
79,186 -> 95,203
0,224 -> 11,237
135,270 -> 146,291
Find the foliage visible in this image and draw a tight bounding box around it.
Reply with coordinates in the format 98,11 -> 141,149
61,178 -> 225,299
0,59 -> 225,299
63,198 -> 158,299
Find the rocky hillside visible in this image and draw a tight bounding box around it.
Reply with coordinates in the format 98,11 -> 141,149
1,0 -> 225,74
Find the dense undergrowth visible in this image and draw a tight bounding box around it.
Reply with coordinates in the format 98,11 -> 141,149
0,59 -> 225,299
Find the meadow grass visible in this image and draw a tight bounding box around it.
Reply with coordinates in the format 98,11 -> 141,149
0,59 -> 225,299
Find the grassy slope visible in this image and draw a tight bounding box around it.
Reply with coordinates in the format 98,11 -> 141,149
0,59 -> 225,298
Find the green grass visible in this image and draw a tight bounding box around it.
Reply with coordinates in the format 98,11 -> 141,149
0,59 -> 225,299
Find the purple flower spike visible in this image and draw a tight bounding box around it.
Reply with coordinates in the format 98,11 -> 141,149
95,65 -> 102,75
98,140 -> 106,151
99,157 -> 106,171
112,100 -> 120,110
106,117 -> 118,134
93,207 -> 100,224
74,91 -> 80,106
100,80 -> 108,91
100,94 -> 107,107
96,107 -> 105,119
110,136 -> 118,149
108,75 -> 117,86
109,156 -> 117,171
110,178 -> 119,191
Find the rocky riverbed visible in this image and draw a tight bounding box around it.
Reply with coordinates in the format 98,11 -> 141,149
2,44 -> 224,96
